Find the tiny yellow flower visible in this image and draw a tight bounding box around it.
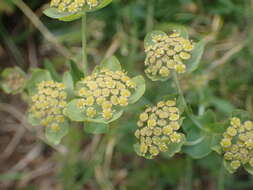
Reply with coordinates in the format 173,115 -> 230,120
86,107 -> 97,118
140,112 -> 149,122
85,96 -> 95,106
103,109 -> 113,120
220,138 -> 231,148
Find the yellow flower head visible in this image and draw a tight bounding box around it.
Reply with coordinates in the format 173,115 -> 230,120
77,69 -> 136,120
30,80 -> 67,131
220,117 -> 253,170
50,0 -> 99,13
135,99 -> 183,158
144,32 -> 194,80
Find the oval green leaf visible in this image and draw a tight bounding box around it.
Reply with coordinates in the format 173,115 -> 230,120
43,59 -> 61,82
186,39 -> 205,73
182,134 -> 216,159
128,75 -> 146,104
45,120 -> 69,145
26,69 -> 52,96
99,56 -> 122,72
64,99 -> 86,122
62,71 -> 75,99
64,99 -> 124,124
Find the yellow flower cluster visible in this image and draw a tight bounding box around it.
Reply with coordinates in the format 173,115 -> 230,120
135,100 -> 183,158
5,71 -> 25,92
144,32 -> 194,78
30,80 -> 67,131
50,0 -> 99,13
77,69 -> 136,120
220,117 -> 253,170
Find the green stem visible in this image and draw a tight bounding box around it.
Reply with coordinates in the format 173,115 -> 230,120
218,162 -> 225,190
145,0 -> 154,33
82,13 -> 88,75
185,156 -> 193,190
172,72 -> 203,130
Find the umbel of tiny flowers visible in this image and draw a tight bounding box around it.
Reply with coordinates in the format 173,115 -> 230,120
0,67 -> 26,95
76,68 -> 137,121
50,0 -> 100,13
144,31 -> 194,81
220,117 -> 253,171
30,80 -> 67,131
134,99 -> 184,159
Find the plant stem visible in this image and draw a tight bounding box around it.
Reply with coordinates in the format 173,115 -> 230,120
172,72 -> 203,130
12,0 -> 71,58
82,13 -> 88,75
185,156 -> 193,190
218,162 -> 225,190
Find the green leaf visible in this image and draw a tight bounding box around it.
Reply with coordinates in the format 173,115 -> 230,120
45,120 -> 69,145
43,59 -> 61,82
144,30 -> 167,49
68,60 -> 84,83
43,7 -> 84,22
128,75 -> 146,104
83,122 -> 109,134
64,99 -> 124,124
223,159 -> 236,174
244,164 -> 253,175
43,0 -> 112,21
162,133 -> 186,158
196,110 -> 226,134
186,39 -> 205,73
182,133 -> 220,159
64,99 -> 86,122
86,109 -> 123,124
26,69 -> 52,95
209,97 -> 235,115
100,56 -> 122,71
62,71 -> 74,98
27,113 -> 40,126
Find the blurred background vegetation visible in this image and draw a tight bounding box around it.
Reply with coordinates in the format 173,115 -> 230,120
1,0 -> 253,189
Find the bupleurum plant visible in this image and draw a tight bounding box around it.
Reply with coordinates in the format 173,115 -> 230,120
64,57 -> 145,126
220,117 -> 253,171
30,80 -> 67,131
144,31 -> 194,81
76,68 -> 136,120
134,99 -> 185,159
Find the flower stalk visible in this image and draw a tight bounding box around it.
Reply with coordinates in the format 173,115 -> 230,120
172,72 -> 202,130
82,13 -> 88,75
